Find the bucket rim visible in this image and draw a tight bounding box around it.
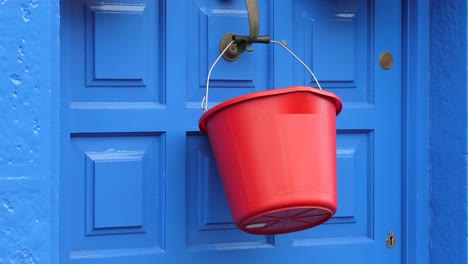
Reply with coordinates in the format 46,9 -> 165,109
199,86 -> 343,133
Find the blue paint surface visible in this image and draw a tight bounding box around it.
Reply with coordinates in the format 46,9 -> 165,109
0,0 -> 465,263
429,0 -> 468,263
59,0 -> 404,262
0,0 -> 59,263
402,1 -> 430,263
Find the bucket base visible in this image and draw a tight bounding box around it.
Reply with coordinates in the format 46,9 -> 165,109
241,206 -> 332,235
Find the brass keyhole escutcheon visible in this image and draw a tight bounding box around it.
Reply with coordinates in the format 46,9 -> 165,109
379,51 -> 394,70
386,231 -> 397,248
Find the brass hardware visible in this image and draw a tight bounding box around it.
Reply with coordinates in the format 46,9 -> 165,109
386,231 -> 397,248
379,51 -> 394,70
219,32 -> 241,62
219,0 -> 270,62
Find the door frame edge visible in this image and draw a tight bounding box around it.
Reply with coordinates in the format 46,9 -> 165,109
402,0 -> 430,263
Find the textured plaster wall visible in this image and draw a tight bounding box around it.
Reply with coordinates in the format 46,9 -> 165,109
0,1 -> 58,263
429,0 -> 468,263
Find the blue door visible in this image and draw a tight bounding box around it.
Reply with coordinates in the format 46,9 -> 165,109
60,0 -> 402,263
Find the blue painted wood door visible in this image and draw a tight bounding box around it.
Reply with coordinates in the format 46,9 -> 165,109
60,0 -> 402,263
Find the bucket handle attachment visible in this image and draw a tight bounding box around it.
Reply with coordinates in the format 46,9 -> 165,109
219,0 -> 271,62
201,40 -> 323,112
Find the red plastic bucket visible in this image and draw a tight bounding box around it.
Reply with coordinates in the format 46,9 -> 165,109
199,86 -> 343,235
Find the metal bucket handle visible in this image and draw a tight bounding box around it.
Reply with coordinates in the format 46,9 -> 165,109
201,40 -> 323,112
